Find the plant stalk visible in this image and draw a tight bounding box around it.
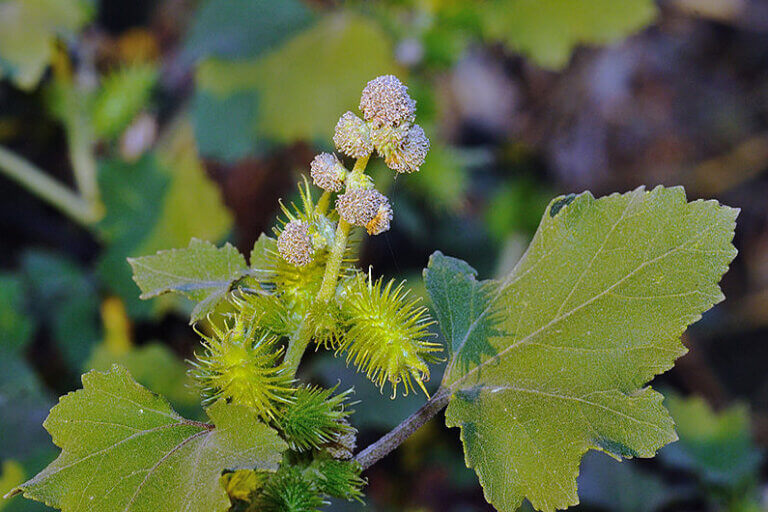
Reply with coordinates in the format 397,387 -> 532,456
355,387 -> 452,470
284,155 -> 370,374
0,145 -> 101,226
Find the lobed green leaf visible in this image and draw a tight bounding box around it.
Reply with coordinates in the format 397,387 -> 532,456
426,186 -> 738,512
9,365 -> 286,512
128,238 -> 247,322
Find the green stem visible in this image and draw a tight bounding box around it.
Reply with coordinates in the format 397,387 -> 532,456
0,145 -> 101,226
284,155 -> 370,374
67,109 -> 101,207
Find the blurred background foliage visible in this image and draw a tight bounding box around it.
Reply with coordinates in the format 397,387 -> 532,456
1,0 -> 768,511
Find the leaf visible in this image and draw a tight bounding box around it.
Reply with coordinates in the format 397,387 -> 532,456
182,0 -> 312,62
92,65 -> 157,139
0,0 -> 93,90
85,343 -> 200,416
20,251 -> 100,369
468,0 -> 656,69
428,186 -> 737,512
577,452 -> 675,512
0,274 -> 34,355
11,365 -> 286,512
423,252 -> 500,372
137,118 -> 234,255
194,13 -> 399,155
660,394 -> 763,486
128,238 -> 248,322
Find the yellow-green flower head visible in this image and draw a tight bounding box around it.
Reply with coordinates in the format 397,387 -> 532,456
385,124 -> 430,174
310,152 -> 347,192
335,189 -> 391,235
359,75 -> 416,127
339,273 -> 441,397
278,219 -> 314,267
369,122 -> 410,163
191,316 -> 295,420
333,112 -> 373,159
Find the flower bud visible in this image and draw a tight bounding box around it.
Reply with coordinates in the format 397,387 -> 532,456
359,75 -> 416,127
385,124 -> 430,174
333,112 -> 373,158
336,189 -> 392,235
310,153 -> 347,192
277,220 -> 314,266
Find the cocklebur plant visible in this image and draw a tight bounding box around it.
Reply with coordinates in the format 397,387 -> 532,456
6,75 -> 739,512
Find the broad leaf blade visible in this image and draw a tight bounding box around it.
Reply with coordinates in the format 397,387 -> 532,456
11,365 -> 285,512
128,238 -> 247,322
433,186 -> 737,512
423,252 -> 500,373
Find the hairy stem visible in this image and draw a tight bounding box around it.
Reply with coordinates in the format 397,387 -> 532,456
284,155 -> 370,374
355,387 -> 452,470
0,145 -> 102,226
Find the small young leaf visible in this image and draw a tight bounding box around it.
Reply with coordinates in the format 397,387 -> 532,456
10,365 -> 286,512
128,238 -> 248,322
429,186 -> 737,512
661,395 -> 763,486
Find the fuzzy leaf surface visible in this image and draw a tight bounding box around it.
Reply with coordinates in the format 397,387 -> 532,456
128,238 -> 247,321
428,187 -> 737,512
11,365 -> 285,512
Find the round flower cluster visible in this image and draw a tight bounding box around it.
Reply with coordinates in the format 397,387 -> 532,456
335,189 -> 392,235
310,153 -> 347,192
331,75 -> 429,174
277,220 -> 314,267
333,112 -> 372,159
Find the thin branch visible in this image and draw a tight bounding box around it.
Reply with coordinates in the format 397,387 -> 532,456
0,145 -> 102,226
355,387 -> 452,471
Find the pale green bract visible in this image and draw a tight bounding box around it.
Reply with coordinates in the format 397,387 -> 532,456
425,186 -> 738,512
128,239 -> 248,322
9,365 -> 286,512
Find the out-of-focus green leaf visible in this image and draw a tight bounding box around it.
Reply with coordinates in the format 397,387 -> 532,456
407,139 -> 467,212
85,343 -> 199,415
0,0 -> 93,90
485,179 -> 554,239
11,366 -> 286,512
20,252 -> 99,369
92,65 -> 157,139
182,0 -> 312,61
0,356 -> 56,480
0,461 -> 25,511
0,274 -> 33,355
137,119 -> 233,254
128,238 -> 248,322
96,155 -> 169,317
472,0 -> 657,69
431,187 -> 737,512
195,13 -> 399,156
191,91 -> 261,162
578,452 -> 676,512
96,144 -> 232,318
661,395 -> 763,486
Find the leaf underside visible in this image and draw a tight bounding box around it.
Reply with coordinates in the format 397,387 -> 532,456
11,365 -> 286,512
128,238 -> 247,322
426,186 -> 738,512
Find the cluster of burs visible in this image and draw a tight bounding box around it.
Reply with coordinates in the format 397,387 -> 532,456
191,76 -> 441,511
